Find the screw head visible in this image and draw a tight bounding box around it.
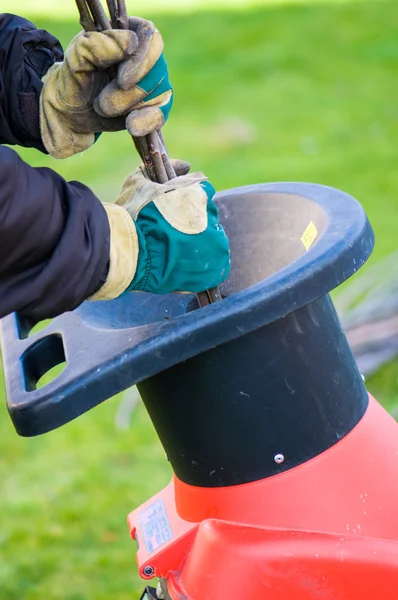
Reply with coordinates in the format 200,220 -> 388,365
143,566 -> 155,577
274,454 -> 285,464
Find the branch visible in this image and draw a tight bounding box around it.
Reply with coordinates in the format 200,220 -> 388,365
87,0 -> 111,30
148,131 -> 168,184
106,0 -> 118,28
75,0 -> 96,31
116,0 -> 129,30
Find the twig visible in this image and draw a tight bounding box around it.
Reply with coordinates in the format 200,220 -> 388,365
208,288 -> 223,303
157,129 -> 171,157
80,0 -> 172,184
162,153 -> 176,180
106,0 -> 160,180
88,0 -> 111,30
157,129 -> 168,151
106,0 -> 118,28
151,125 -> 176,183
157,131 -> 177,179
79,0 -> 153,173
148,132 -> 168,184
196,292 -> 211,307
75,0 -> 96,30
153,136 -> 175,183
114,5 -> 176,184
116,0 -> 129,30
196,289 -> 223,307
135,136 -> 157,182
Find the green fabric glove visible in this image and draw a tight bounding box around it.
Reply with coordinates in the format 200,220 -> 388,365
89,163 -> 231,301
95,17 -> 173,137
124,171 -> 230,294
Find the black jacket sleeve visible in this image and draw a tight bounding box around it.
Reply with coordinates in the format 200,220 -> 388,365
0,13 -> 63,151
0,15 -> 110,321
0,146 -> 110,320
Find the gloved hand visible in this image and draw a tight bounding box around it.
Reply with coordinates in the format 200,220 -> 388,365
94,17 -> 173,137
40,20 -> 170,159
89,163 -> 231,301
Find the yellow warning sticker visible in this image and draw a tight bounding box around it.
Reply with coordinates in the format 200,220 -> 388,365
301,221 -> 318,251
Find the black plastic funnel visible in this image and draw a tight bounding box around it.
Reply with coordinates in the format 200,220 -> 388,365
0,183 -> 374,486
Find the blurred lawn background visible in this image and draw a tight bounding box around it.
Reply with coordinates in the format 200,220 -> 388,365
1,0 -> 398,597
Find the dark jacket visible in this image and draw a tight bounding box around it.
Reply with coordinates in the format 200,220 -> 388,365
0,14 -> 110,321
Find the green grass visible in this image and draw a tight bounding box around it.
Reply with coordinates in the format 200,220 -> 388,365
1,0 -> 398,597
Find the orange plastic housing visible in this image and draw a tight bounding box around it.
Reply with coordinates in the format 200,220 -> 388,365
128,397 -> 398,599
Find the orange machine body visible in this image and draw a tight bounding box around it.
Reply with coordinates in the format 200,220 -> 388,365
128,397 -> 398,599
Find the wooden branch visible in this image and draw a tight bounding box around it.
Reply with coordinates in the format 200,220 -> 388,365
134,136 -> 157,182
148,132 -> 168,184
116,0 -> 129,30
75,0 -> 96,31
158,130 -> 177,179
106,0 -> 118,28
88,0 -> 111,30
162,153 -> 176,180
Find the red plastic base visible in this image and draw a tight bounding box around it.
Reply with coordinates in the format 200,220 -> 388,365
128,397 -> 398,599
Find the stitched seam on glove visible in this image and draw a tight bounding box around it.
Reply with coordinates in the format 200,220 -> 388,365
136,74 -> 165,97
133,89 -> 173,111
53,69 -> 95,112
136,240 -> 153,292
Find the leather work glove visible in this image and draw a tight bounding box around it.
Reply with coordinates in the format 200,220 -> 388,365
94,17 -> 173,137
89,163 -> 231,301
40,20 -> 171,159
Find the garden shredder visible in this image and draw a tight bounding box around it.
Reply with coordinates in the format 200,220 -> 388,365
2,179 -> 398,599
2,1 -> 398,598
